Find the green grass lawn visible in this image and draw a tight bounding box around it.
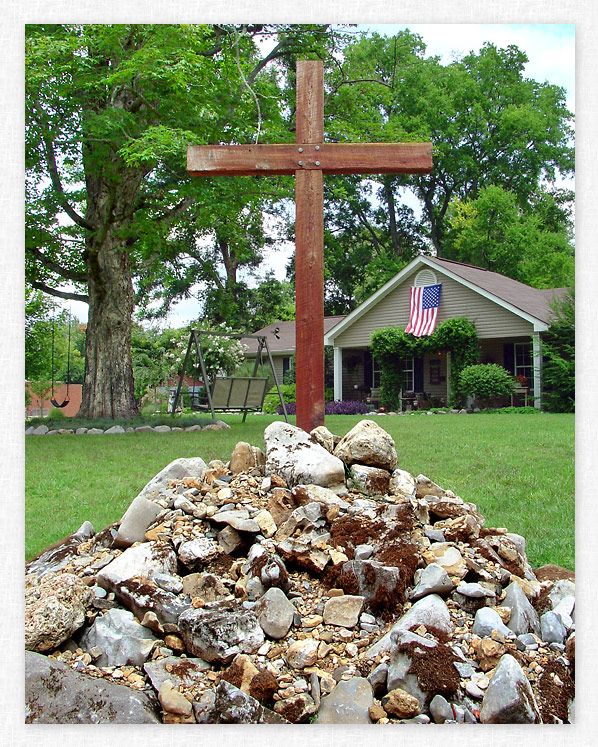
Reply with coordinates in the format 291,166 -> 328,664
25,412 -> 574,570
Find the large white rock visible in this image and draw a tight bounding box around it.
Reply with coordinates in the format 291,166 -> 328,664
135,457 -> 207,500
264,422 -> 345,489
97,541 -> 178,589
333,420 -> 398,470
79,608 -> 159,667
480,654 -> 541,723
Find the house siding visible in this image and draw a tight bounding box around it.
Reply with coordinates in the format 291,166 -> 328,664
334,269 -> 535,348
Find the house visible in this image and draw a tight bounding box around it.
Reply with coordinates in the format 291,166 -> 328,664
243,316 -> 345,385
324,256 -> 568,409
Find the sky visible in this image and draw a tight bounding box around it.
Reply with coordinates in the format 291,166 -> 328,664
53,23 -> 576,328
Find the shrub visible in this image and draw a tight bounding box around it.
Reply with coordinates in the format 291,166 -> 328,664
458,363 -> 515,405
263,383 -> 296,414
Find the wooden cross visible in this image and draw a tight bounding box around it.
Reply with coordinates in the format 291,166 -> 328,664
188,60 -> 432,432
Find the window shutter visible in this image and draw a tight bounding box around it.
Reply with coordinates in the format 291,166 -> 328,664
503,344 -> 514,375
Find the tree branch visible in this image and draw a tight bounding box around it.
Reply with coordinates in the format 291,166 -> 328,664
40,131 -> 95,232
27,245 -> 87,283
29,280 -> 89,303
155,196 -> 194,226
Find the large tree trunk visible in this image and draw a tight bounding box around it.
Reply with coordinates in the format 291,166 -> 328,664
80,236 -> 138,419
79,163 -> 145,419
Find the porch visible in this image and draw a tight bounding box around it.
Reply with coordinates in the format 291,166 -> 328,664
332,334 -> 541,410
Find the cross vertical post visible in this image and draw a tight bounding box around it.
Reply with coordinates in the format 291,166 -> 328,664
295,61 -> 325,432
186,59 -> 432,433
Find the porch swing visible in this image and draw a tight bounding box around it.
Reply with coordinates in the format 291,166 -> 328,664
171,330 -> 288,423
49,314 -> 72,409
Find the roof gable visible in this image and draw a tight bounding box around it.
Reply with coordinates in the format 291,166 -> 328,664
325,256 -> 563,343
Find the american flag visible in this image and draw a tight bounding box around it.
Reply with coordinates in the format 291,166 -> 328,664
405,284 -> 442,337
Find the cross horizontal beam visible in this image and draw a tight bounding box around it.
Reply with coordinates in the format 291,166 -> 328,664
187,142 -> 433,177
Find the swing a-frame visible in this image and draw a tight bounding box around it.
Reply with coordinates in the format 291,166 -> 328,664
171,330 -> 289,423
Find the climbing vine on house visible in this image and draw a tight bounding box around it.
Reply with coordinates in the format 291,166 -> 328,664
370,318 -> 479,409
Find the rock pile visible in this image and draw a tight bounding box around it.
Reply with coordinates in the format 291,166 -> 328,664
25,420 -> 575,724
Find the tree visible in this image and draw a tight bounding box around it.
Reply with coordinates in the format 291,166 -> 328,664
541,290 -> 575,412
26,23 -> 342,419
445,185 -> 574,288
323,32 -> 574,258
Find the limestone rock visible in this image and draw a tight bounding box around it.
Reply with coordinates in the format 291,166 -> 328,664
310,425 -> 335,453
479,653 -> 541,723
338,559 -> 404,614
209,509 -> 261,533
503,580 -> 541,636
143,656 -> 210,693
178,599 -> 264,663
211,680 -> 288,724
315,677 -> 374,724
540,610 -> 567,645
25,572 -> 93,653
25,651 -> 160,723
264,421 -> 345,489
177,536 -> 220,569
114,495 -> 163,548
99,575 -> 191,628
366,594 -> 453,659
429,694 -> 454,723
286,638 -> 319,669
382,688 -> 420,719
323,595 -> 365,628
410,563 -> 454,600
472,606 -> 512,638
229,441 -> 265,474
349,464 -> 391,495
97,541 -> 177,589
423,542 -> 467,579
25,521 -> 96,578
182,572 -> 229,602
254,587 -> 295,639
158,679 -> 193,716
389,468 -> 416,498
217,525 -> 243,554
79,608 -> 159,666
333,420 -> 398,471
135,457 -> 207,501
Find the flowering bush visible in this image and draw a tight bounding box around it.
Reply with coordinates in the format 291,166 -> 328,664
165,324 -> 245,382
276,400 -> 370,415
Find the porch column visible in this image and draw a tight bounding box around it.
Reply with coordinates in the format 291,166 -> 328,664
333,347 -> 343,401
532,332 -> 542,409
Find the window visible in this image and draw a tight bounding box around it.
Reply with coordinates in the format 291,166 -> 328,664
514,342 -> 533,386
282,357 -> 290,378
372,358 -> 382,388
402,357 -> 415,391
